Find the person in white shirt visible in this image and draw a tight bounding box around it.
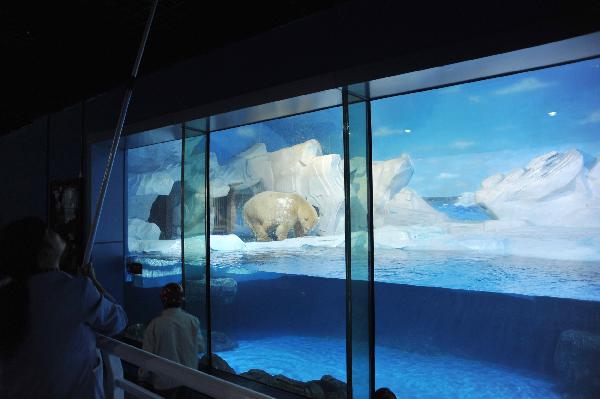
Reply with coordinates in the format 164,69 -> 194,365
139,282 -> 200,398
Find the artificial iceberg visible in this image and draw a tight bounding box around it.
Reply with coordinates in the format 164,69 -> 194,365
475,149 -> 600,227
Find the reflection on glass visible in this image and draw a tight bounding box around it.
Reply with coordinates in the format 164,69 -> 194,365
346,97 -> 373,399
183,130 -> 208,362
208,107 -> 348,396
372,58 -> 600,398
125,138 -> 183,330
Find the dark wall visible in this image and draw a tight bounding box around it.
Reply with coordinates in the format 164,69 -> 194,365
122,0 -> 600,134
48,104 -> 83,182
0,118 -> 48,225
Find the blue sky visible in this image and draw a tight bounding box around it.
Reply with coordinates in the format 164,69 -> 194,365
371,58 -> 600,196
206,58 -> 600,197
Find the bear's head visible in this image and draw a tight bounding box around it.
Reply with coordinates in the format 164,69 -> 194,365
298,203 -> 319,235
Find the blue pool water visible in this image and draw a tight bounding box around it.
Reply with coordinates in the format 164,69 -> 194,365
426,197 -> 494,221
217,335 -> 560,399
134,245 -> 600,300
207,247 -> 600,301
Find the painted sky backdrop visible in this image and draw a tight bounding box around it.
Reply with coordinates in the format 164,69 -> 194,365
189,57 -> 600,198
372,58 -> 600,196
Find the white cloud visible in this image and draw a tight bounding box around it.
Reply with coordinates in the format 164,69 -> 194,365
438,172 -> 459,179
579,109 -> 600,125
236,126 -> 257,137
451,140 -> 475,149
468,95 -> 482,103
495,78 -> 553,95
547,111 -> 557,117
373,126 -> 411,137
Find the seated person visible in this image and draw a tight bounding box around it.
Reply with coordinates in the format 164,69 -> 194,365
0,217 -> 128,399
139,283 -> 200,398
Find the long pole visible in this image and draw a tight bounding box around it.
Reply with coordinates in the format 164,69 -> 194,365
82,0 -> 159,266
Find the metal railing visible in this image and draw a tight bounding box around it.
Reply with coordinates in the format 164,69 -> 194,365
97,335 -> 276,399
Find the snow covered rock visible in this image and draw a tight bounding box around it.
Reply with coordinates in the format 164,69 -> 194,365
128,218 -> 161,240
475,150 -> 600,227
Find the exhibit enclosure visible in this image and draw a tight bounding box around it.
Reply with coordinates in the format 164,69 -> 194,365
89,33 -> 600,398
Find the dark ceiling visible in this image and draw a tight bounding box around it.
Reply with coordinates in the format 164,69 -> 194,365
0,0 -> 349,134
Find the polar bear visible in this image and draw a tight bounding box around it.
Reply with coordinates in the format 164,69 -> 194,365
243,191 -> 319,241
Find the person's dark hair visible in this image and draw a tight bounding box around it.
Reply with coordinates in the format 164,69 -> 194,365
0,218 -> 47,358
160,282 -> 184,308
374,387 -> 397,399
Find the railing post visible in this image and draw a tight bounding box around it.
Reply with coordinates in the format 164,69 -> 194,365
101,349 -> 125,399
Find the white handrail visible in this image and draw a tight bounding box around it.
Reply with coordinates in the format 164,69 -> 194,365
97,335 -> 276,399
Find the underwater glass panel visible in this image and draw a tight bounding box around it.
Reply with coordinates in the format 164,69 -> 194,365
345,91 -> 374,398
372,58 -> 600,398
207,107 -> 348,396
182,126 -> 209,363
124,135 -> 182,332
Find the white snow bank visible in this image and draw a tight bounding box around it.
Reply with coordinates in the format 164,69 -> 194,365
129,234 -> 246,256
244,235 -> 344,251
245,222 -> 600,262
371,223 -> 600,261
128,238 -> 181,257
210,234 -> 246,251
